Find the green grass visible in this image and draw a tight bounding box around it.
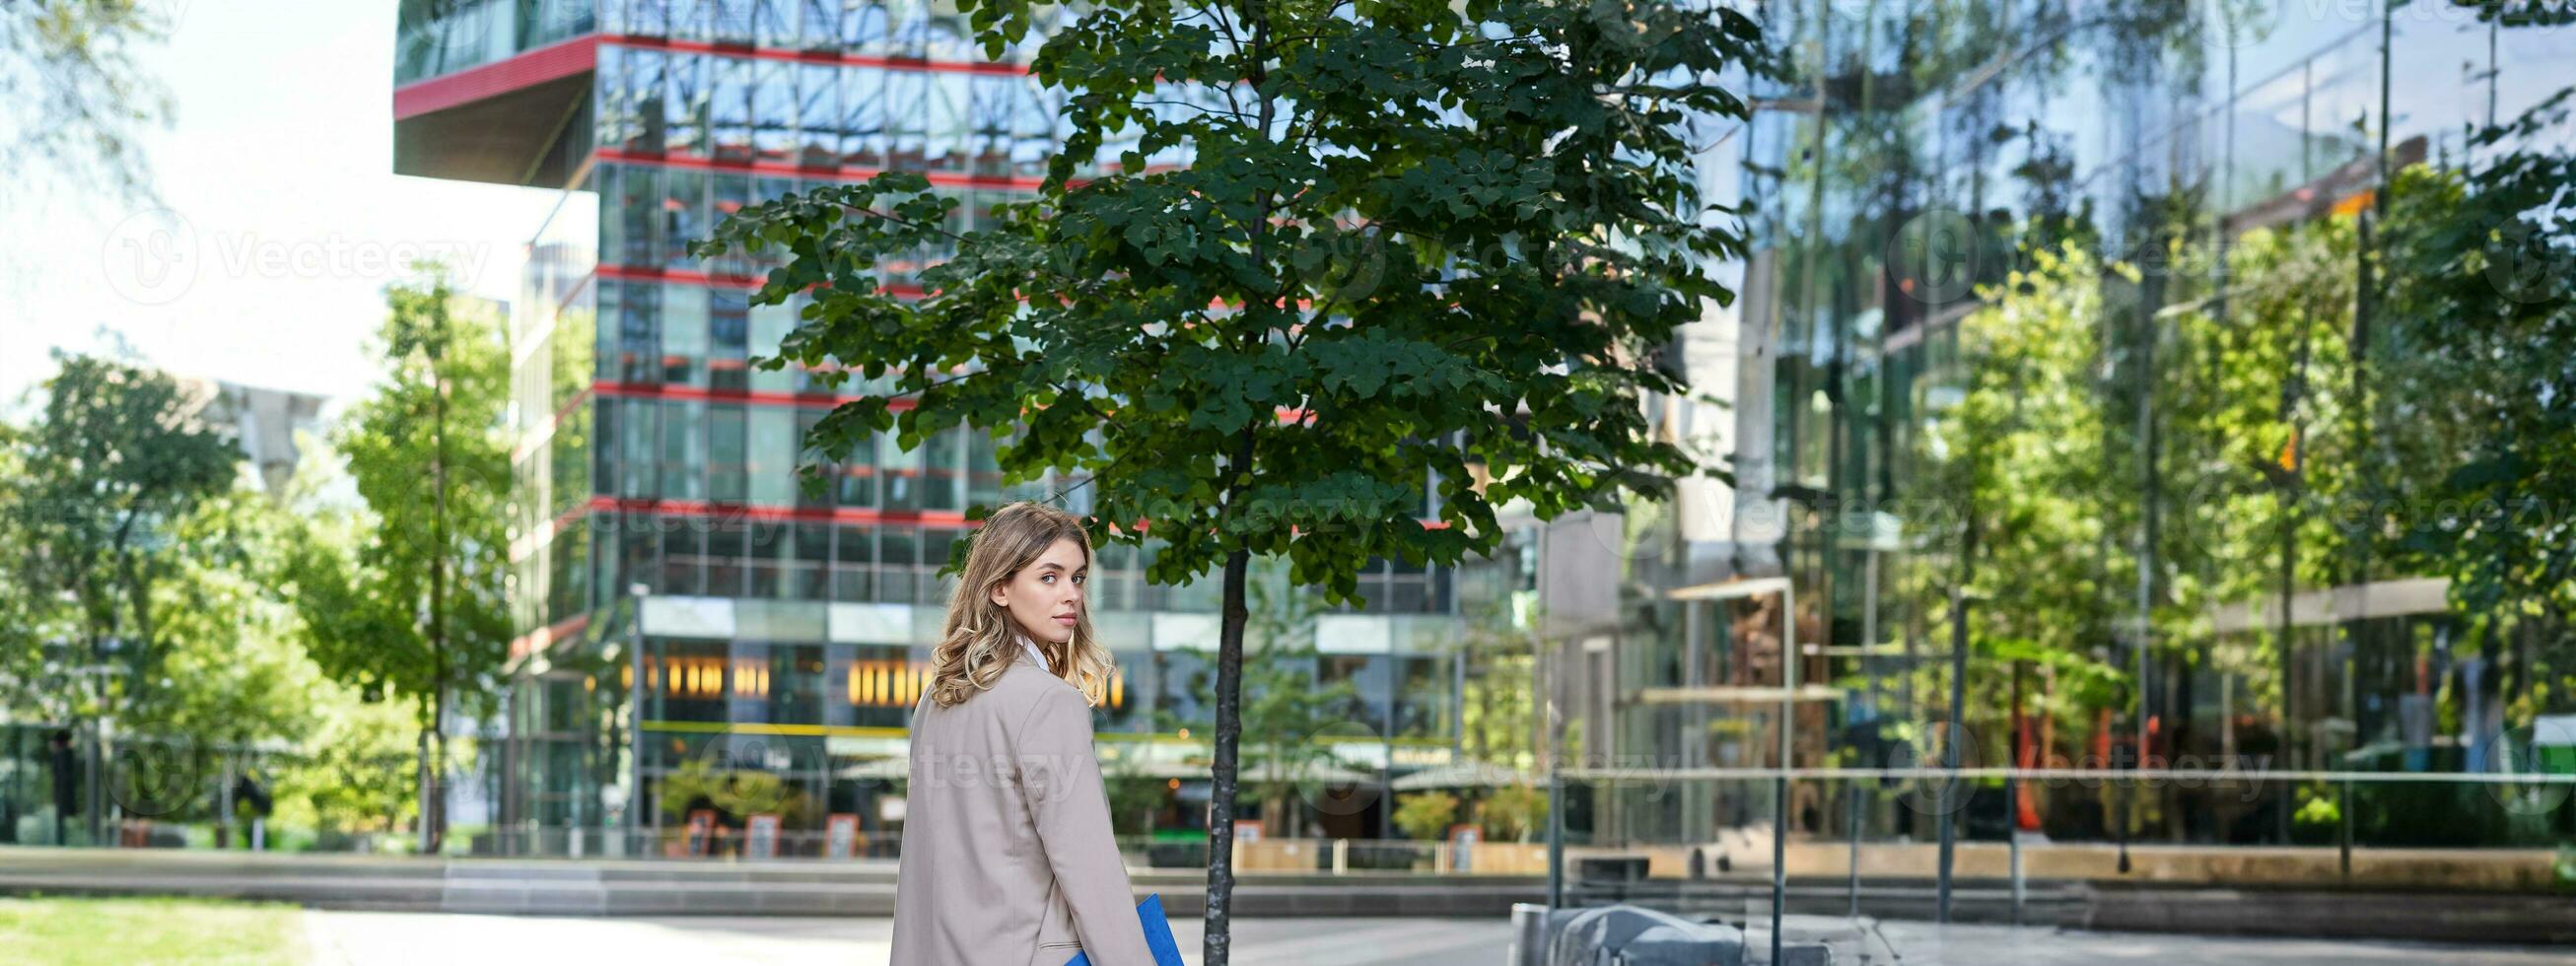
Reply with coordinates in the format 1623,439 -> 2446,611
0,895 -> 307,965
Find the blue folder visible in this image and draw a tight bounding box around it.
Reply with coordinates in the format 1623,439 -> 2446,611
1063,893 -> 1186,966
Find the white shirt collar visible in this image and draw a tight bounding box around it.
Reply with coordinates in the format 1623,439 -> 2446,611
1014,632 -> 1052,672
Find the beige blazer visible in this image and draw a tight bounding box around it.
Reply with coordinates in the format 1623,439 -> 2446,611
890,650 -> 1153,966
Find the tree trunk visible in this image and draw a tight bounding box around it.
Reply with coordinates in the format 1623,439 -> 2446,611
416,720 -> 436,854
1204,543 -> 1249,966
427,302 -> 453,856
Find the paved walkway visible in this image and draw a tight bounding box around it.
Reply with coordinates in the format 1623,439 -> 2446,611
301,912 -> 1508,965
1755,915 -> 2576,965
300,910 -> 2576,965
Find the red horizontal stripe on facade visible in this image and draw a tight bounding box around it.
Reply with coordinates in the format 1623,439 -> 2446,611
602,34 -> 1029,75
509,612 -> 592,662
588,494 -> 976,527
393,35 -> 600,120
595,148 -> 1056,191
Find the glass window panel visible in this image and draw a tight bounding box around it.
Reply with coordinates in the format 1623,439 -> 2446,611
885,0 -> 927,57
798,63 -> 839,166
631,0 -> 672,35
925,73 -> 972,173
755,0 -> 797,47
924,0 -> 969,60
618,280 -> 661,383
665,51 -> 708,155
709,55 -> 754,160
623,47 -> 668,153
924,423 -> 965,512
834,419 -> 877,508
753,58 -> 797,163
1010,76 -> 1055,178
748,300 -> 798,393
794,408 -> 831,506
661,168 -> 706,269
709,289 -> 750,391
878,429 -> 923,511
883,70 -> 929,170
596,44 -> 633,151
662,399 -> 707,500
967,426 -> 1005,509
709,403 -> 747,503
838,0 -> 879,52
620,396 -> 660,497
839,65 -> 886,169
710,172 -> 752,277
968,74 -> 1014,176
661,283 -> 708,385
833,524 -> 874,600
769,644 -> 826,724
609,163 -> 659,267
749,406 -> 797,506
921,527 -> 959,598
748,520 -> 788,597
879,526 -> 918,604
662,517 -> 704,594
714,0 -> 756,43
669,0 -> 714,39
799,0 -> 838,47
706,518 -> 747,595
593,396 -> 621,496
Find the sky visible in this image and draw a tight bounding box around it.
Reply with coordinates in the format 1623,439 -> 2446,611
1,0 -> 587,409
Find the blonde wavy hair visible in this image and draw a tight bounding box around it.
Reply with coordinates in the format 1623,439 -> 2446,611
927,501 -> 1116,708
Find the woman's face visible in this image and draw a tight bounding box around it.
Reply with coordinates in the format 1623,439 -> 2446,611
989,537 -> 1087,645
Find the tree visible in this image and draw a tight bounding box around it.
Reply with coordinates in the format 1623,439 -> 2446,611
1453,602 -> 1541,772
5,352 -> 240,723
1390,791 -> 1458,841
1,0 -> 172,204
698,0 -> 1766,954
2375,89 -> 2576,728
1916,244 -> 2125,743
293,273 -> 514,855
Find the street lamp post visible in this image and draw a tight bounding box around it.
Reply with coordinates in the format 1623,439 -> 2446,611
626,583 -> 650,853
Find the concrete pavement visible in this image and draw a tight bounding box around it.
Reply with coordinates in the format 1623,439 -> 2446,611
300,911 -> 1510,965
299,909 -> 2576,965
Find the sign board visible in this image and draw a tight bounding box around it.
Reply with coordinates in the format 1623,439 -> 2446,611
745,812 -> 782,860
1447,824 -> 1482,872
826,813 -> 861,860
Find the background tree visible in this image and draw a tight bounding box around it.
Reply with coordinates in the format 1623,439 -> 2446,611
700,0 -> 1767,954
293,272 -> 514,855
4,352 -> 239,726
2377,90 -> 2576,730
1915,245 -> 2124,760
1,0 -> 172,205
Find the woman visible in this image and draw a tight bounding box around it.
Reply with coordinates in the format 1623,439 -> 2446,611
891,501 -> 1153,966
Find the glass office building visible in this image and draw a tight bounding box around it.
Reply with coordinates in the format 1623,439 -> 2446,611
1589,1 -> 2576,850
395,0 -> 1484,856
